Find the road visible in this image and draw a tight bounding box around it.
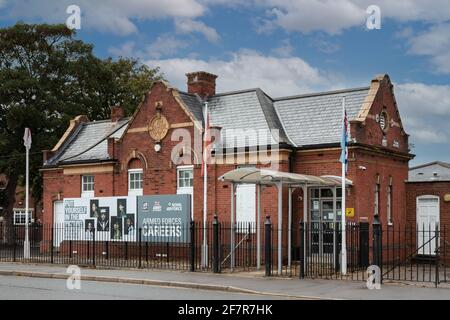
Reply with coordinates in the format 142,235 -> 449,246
0,275 -> 286,300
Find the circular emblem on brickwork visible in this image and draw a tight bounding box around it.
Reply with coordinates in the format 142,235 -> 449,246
148,112 -> 169,142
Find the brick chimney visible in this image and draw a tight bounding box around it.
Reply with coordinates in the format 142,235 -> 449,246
186,71 -> 218,98
110,105 -> 124,122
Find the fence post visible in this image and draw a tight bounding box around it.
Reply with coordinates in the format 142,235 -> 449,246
138,228 -> 142,269
247,223 -> 252,269
190,221 -> 195,272
359,222 -> 370,268
213,216 -> 220,273
435,224 -> 440,288
334,224 -> 340,273
372,215 -> 382,277
265,215 -> 272,277
299,221 -> 305,279
50,226 -> 54,264
92,228 -> 96,267
13,226 -> 16,262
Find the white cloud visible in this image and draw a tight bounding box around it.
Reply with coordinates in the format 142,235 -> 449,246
108,41 -> 137,58
5,0 -> 206,35
264,0 -> 365,35
146,36 -> 189,59
396,83 -> 450,144
145,49 -> 339,97
109,36 -> 189,59
175,18 -> 220,43
407,23 -> 450,74
248,0 -> 450,35
271,39 -> 294,57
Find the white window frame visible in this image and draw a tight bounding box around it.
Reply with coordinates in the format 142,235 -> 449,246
128,169 -> 143,196
81,175 -> 95,198
177,165 -> 194,189
177,165 -> 194,218
13,208 -> 33,225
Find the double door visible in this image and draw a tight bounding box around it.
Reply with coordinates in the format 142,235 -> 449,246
310,197 -> 341,255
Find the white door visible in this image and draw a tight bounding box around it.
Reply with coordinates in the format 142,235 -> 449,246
236,184 -> 256,232
53,201 -> 64,248
417,196 -> 440,255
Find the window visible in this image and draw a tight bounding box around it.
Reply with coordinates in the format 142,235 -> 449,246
374,174 -> 380,217
81,175 -> 94,197
387,176 -> 393,225
128,169 -> 143,195
177,166 -> 194,218
13,209 -> 33,225
177,167 -> 193,188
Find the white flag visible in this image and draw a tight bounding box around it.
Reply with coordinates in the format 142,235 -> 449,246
23,128 -> 32,150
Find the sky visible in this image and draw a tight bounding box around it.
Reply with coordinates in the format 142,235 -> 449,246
0,0 -> 449,166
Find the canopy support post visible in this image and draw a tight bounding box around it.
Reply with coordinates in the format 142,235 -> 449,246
333,186 -> 337,270
288,186 -> 293,268
256,183 -> 262,270
302,184 -> 308,273
277,181 -> 282,275
230,182 -> 235,272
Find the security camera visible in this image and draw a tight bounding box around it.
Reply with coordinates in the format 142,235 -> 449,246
358,166 -> 367,171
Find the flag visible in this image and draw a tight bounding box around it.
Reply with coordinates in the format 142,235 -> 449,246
23,128 -> 32,150
339,107 -> 348,173
201,107 -> 212,177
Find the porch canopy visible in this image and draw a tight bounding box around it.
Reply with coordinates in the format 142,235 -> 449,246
218,167 -> 352,274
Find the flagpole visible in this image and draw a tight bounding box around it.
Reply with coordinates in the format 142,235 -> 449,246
24,128 -> 31,260
341,97 -> 347,275
202,101 -> 209,267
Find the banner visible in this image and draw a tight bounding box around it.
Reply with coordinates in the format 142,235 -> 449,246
137,194 -> 191,243
63,196 -> 137,241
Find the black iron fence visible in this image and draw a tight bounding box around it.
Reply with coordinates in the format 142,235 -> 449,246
1,218 -> 449,286
0,218 -> 281,273
297,219 -> 450,286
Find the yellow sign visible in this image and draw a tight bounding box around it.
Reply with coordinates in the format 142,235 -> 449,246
444,194 -> 450,202
346,208 -> 355,218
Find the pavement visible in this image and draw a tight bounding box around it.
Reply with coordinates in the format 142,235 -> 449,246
0,262 -> 450,300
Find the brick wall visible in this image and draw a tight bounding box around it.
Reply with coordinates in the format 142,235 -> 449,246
406,181 -> 450,227
41,76 -> 413,253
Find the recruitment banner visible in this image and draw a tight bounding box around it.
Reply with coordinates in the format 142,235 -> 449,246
137,194 -> 191,243
63,196 -> 137,241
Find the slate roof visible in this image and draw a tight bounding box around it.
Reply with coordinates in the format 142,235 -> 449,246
408,161 -> 450,182
44,84 -> 373,166
178,91 -> 203,123
274,87 -> 370,147
45,118 -> 129,166
207,89 -> 289,148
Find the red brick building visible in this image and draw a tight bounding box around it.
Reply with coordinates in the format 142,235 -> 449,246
406,161 -> 450,228
0,174 -> 43,225
41,71 -> 413,247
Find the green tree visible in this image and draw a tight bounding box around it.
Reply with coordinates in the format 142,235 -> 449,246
0,23 -> 162,229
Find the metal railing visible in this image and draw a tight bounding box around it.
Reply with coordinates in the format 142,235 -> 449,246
1,219 -> 449,286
